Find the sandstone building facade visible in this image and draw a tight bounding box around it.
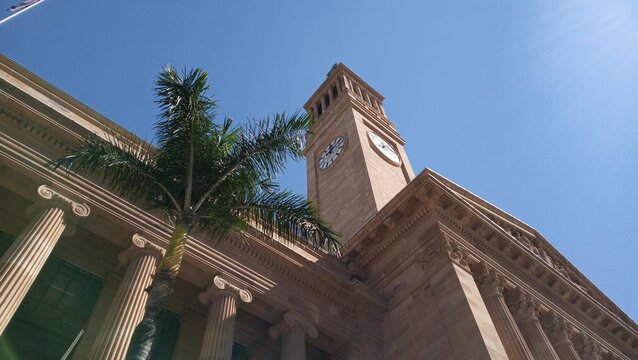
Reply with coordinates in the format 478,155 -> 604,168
0,55 -> 636,359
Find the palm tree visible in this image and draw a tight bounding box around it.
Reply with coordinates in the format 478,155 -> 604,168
52,66 -> 339,360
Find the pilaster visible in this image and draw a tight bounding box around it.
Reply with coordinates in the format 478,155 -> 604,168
541,311 -> 582,360
415,227 -> 507,359
507,288 -> 560,360
473,263 -> 534,360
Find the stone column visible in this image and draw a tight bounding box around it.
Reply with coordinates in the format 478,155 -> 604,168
416,231 -> 507,359
89,234 -> 164,360
508,289 -> 560,360
0,185 -> 90,334
575,335 -> 603,360
474,264 -> 534,360
269,311 -> 318,360
347,282 -> 384,360
541,311 -> 581,360
199,276 -> 252,360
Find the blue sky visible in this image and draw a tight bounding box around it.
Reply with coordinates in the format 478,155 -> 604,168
2,1 -> 637,321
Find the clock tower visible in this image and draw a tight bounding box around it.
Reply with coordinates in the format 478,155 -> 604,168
304,64 -> 415,242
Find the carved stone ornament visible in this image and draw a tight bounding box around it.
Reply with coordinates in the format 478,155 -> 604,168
473,263 -> 506,298
541,311 -> 574,346
199,275 -> 253,305
118,234 -> 166,264
507,288 -> 541,323
268,311 -> 318,340
416,235 -> 470,273
576,334 -> 603,360
37,184 -> 90,217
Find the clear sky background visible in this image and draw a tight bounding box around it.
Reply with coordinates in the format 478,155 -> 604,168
2,1 -> 637,320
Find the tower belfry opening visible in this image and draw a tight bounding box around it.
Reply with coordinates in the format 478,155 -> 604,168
303,63 -> 415,242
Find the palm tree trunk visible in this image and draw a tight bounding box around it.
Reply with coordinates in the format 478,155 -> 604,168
125,223 -> 189,360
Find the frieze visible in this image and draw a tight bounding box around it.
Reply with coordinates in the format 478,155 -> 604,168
359,205 -> 431,268
0,109 -> 69,151
227,234 -> 355,315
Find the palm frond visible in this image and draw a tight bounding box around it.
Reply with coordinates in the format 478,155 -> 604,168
192,111 -> 311,213
229,190 -> 340,255
154,65 -> 219,210
49,131 -> 180,210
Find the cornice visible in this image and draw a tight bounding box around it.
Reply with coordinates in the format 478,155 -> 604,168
430,202 -> 636,359
0,131 -> 366,344
304,91 -> 404,154
429,170 -> 637,334
226,232 -> 354,314
339,166 -> 636,357
0,55 -> 138,144
303,63 -> 384,110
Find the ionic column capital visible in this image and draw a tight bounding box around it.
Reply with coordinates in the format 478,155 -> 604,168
269,311 -> 318,340
118,234 -> 165,264
36,185 -> 90,218
199,275 -> 253,305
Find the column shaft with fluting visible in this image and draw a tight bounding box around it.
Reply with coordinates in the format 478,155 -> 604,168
200,294 -> 236,360
475,265 -> 534,360
198,276 -> 252,360
282,326 -> 306,360
575,335 -> 603,360
509,290 -> 560,360
89,235 -> 163,360
268,311 -> 318,360
554,339 -> 582,360
0,185 -> 89,334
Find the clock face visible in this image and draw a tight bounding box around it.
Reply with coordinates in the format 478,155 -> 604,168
318,136 -> 346,171
368,131 -> 400,164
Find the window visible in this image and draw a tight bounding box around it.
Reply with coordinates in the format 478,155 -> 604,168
0,245 -> 103,359
232,342 -> 249,360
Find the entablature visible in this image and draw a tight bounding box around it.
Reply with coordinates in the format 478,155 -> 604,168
340,168 -> 638,358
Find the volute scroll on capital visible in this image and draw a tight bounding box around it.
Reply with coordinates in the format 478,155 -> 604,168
268,311 -> 318,340
199,275 -> 253,305
36,184 -> 91,218
118,234 -> 166,264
